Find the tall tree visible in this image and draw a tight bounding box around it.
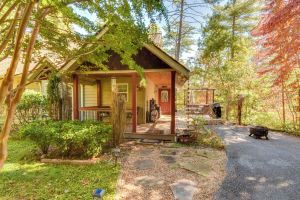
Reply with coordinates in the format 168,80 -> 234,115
163,20 -> 196,59
196,0 -> 261,121
252,0 -> 300,127
163,0 -> 214,61
0,0 -> 166,169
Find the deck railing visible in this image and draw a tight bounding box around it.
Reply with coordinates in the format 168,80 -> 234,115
78,106 -> 132,122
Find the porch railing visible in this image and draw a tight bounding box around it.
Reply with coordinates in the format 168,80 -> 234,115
79,106 -> 132,122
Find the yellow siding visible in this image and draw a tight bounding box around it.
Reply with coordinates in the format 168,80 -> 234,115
26,82 -> 41,92
81,76 -> 147,124
0,76 -> 42,93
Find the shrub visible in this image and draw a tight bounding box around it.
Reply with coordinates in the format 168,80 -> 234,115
55,121 -> 112,158
16,90 -> 47,124
18,120 -> 112,158
18,120 -> 58,154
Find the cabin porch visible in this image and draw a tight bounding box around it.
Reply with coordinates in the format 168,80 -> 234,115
71,70 -> 178,138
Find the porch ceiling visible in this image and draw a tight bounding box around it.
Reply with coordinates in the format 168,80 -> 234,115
146,72 -> 171,87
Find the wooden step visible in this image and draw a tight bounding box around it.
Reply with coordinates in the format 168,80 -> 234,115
124,133 -> 176,142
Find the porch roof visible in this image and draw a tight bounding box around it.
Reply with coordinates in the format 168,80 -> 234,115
59,24 -> 190,78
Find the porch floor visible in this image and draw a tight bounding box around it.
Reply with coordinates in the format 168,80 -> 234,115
125,113 -> 188,135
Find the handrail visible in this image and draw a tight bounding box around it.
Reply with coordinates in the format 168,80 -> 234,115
79,106 -> 132,113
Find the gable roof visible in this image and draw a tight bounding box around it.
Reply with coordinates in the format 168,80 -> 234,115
0,57 -> 57,82
59,25 -> 190,78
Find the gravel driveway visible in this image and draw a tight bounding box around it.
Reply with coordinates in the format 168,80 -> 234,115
210,125 -> 300,200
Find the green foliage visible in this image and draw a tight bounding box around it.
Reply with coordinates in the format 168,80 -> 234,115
56,121 -> 112,158
0,139 -> 119,200
192,116 -> 224,149
194,0 -> 262,121
15,90 -> 47,124
47,72 -> 62,120
163,21 -> 196,59
18,120 -> 60,154
18,120 -> 112,158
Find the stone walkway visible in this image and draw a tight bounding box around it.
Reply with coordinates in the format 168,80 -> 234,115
116,142 -> 226,200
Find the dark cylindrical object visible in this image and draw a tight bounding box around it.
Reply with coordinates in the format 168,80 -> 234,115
212,103 -> 222,118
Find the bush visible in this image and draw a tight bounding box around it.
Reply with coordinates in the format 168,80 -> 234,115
18,120 -> 58,154
16,90 -> 47,124
18,120 -> 112,158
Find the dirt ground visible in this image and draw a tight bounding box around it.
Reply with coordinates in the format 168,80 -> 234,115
115,141 -> 227,200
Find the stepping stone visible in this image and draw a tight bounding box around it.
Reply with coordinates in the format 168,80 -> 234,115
179,160 -> 211,177
134,176 -> 165,187
160,156 -> 176,164
170,179 -> 198,200
141,139 -> 161,144
139,149 -> 154,156
133,159 -> 155,170
160,149 -> 177,155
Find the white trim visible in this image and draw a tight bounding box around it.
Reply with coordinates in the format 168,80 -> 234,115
116,83 -> 129,102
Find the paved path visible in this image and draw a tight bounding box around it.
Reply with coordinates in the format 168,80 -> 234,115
210,125 -> 300,200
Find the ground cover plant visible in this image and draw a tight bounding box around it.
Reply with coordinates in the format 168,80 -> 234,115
192,116 -> 225,149
0,139 -> 119,200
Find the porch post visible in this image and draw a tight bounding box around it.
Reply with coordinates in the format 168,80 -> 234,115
72,74 -> 79,120
171,71 -> 176,134
97,80 -> 102,107
206,89 -> 209,104
96,80 -> 102,120
132,73 -> 137,133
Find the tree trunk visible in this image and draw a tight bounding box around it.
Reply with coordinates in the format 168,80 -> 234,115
175,0 -> 184,61
0,5 -> 21,56
0,0 -> 9,14
0,1 -> 18,24
281,81 -> 286,126
0,2 -> 35,105
0,3 -> 43,170
231,0 -> 236,60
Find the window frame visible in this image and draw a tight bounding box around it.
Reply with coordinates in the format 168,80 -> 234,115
116,83 -> 129,102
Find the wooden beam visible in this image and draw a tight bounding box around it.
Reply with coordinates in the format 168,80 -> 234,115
171,71 -> 176,134
206,89 -> 209,104
96,80 -> 102,120
96,80 -> 102,107
72,74 -> 79,120
132,73 -> 137,133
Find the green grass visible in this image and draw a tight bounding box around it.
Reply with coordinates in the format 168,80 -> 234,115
0,139 -> 120,200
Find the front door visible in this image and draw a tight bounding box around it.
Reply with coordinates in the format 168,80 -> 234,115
159,88 -> 171,115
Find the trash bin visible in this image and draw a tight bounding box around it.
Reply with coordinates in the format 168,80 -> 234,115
212,103 -> 221,118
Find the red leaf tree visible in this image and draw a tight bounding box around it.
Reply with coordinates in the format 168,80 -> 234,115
252,0 -> 300,88
253,0 -> 300,127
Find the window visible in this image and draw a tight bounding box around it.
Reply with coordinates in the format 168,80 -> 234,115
161,90 -> 169,102
116,83 -> 128,101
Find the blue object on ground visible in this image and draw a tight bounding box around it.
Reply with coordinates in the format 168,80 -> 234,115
93,188 -> 105,199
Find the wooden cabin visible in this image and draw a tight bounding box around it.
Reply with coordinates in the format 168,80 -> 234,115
59,44 -> 189,137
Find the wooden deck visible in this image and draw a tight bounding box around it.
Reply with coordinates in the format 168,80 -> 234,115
123,113 -> 223,141
124,115 -> 184,141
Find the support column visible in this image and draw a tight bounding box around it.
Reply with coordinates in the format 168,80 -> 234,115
132,73 -> 137,133
96,80 -> 102,120
72,74 -> 79,120
171,71 -> 176,134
